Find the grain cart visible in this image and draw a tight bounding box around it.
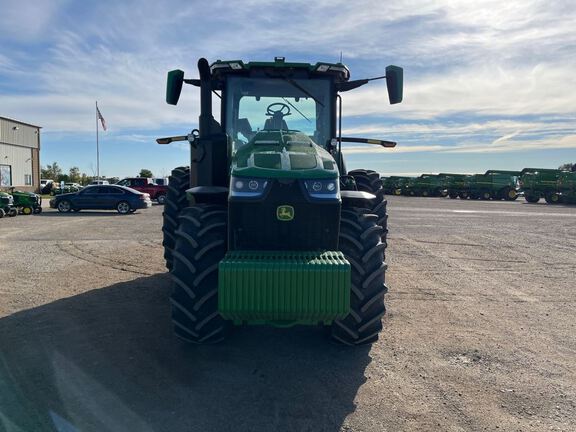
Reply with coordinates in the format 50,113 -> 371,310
157,57 -> 403,345
518,168 -> 564,204
10,188 -> 42,215
557,171 -> 576,204
465,170 -> 520,200
438,173 -> 470,199
0,192 -> 18,218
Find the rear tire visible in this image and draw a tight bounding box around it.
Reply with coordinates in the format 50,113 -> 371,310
163,166 -> 190,270
481,191 -> 491,200
524,193 -> 540,203
170,204 -> 230,344
0,209 -> 4,218
331,208 -> 387,346
157,194 -> 166,205
449,192 -> 458,199
116,201 -> 131,214
348,169 -> 388,243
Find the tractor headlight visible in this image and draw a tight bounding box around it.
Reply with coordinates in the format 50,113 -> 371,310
303,179 -> 340,199
230,176 -> 269,198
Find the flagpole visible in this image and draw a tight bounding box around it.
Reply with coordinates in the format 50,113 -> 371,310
96,101 -> 100,180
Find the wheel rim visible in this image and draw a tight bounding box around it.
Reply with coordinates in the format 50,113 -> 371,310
58,201 -> 70,212
23,207 -> 32,215
509,190 -> 517,199
158,195 -> 165,204
118,202 -> 130,213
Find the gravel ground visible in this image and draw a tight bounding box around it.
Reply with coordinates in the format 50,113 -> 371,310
0,197 -> 575,431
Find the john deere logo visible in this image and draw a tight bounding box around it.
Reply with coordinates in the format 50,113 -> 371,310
277,205 -> 294,221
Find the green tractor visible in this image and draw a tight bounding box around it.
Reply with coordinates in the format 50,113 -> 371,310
557,171 -> 576,204
0,192 -> 18,218
10,188 -> 42,215
518,168 -> 564,204
157,57 -> 403,345
438,173 -> 470,199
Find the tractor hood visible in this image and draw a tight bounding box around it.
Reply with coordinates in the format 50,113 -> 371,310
231,131 -> 338,179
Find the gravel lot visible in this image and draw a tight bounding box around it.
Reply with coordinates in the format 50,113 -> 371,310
1,197 -> 575,431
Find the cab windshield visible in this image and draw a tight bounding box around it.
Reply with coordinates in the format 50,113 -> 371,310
225,76 -> 331,151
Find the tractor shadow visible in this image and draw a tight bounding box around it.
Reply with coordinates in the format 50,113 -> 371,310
0,274 -> 371,432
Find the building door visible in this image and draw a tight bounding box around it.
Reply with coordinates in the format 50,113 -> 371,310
0,165 -> 12,187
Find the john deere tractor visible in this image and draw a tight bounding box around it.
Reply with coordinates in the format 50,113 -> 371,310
10,188 -> 42,215
158,57 -> 403,345
0,192 -> 18,218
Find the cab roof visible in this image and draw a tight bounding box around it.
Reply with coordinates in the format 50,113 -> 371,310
210,57 -> 351,82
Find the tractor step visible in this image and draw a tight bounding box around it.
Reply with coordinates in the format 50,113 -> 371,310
218,250 -> 350,324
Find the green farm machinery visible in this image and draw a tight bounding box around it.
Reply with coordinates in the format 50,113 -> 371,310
157,57 -> 403,345
557,171 -> 576,204
0,192 -> 18,218
402,174 -> 446,197
382,176 -> 412,195
518,168 -> 564,204
462,170 -> 520,200
438,173 -> 470,199
10,189 -> 42,215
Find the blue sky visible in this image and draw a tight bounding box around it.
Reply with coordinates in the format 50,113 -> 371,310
1,0 -> 575,178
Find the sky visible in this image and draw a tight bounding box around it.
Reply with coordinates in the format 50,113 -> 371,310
1,0 -> 575,178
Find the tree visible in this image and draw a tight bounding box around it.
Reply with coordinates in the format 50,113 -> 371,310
139,169 -> 153,178
41,162 -> 62,180
559,163 -> 574,171
69,166 -> 81,183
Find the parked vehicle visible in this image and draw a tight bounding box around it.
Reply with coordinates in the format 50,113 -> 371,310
519,168 -> 564,204
9,188 -> 42,214
438,173 -> 470,199
0,192 -> 18,218
157,55 -> 403,344
382,176 -> 413,195
403,174 -> 447,197
89,180 -> 110,185
463,170 -> 520,200
40,179 -> 54,194
49,185 -> 152,214
557,171 -> 576,204
115,177 -> 168,204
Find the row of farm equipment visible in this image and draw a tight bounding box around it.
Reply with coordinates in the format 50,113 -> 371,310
382,168 -> 576,204
0,189 -> 42,218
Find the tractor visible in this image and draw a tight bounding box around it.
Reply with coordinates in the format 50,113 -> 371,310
0,192 -> 18,218
10,188 -> 42,215
157,57 -> 403,345
518,168 -> 564,204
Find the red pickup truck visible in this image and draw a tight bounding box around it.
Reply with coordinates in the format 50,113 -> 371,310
116,178 -> 168,204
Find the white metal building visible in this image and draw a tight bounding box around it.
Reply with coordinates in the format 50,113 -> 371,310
0,116 -> 41,192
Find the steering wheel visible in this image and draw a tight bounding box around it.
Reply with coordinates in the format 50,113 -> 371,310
266,102 -> 291,117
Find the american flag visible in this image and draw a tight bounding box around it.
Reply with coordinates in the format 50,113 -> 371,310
97,106 -> 107,131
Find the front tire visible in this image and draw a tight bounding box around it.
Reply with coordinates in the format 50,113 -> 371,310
21,206 -> 33,215
348,169 -> 388,243
525,193 -> 540,203
163,166 -> 190,270
331,208 -> 387,346
57,200 -> 72,213
170,204 -> 230,344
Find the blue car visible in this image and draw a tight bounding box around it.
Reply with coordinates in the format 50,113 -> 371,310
49,185 -> 152,214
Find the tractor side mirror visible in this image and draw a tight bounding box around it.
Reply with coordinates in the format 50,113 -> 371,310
385,65 -> 403,104
166,69 -> 184,105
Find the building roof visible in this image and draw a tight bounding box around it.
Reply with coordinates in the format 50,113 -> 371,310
0,116 -> 42,129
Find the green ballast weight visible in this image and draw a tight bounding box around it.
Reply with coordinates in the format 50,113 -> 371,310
218,251 -> 350,323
